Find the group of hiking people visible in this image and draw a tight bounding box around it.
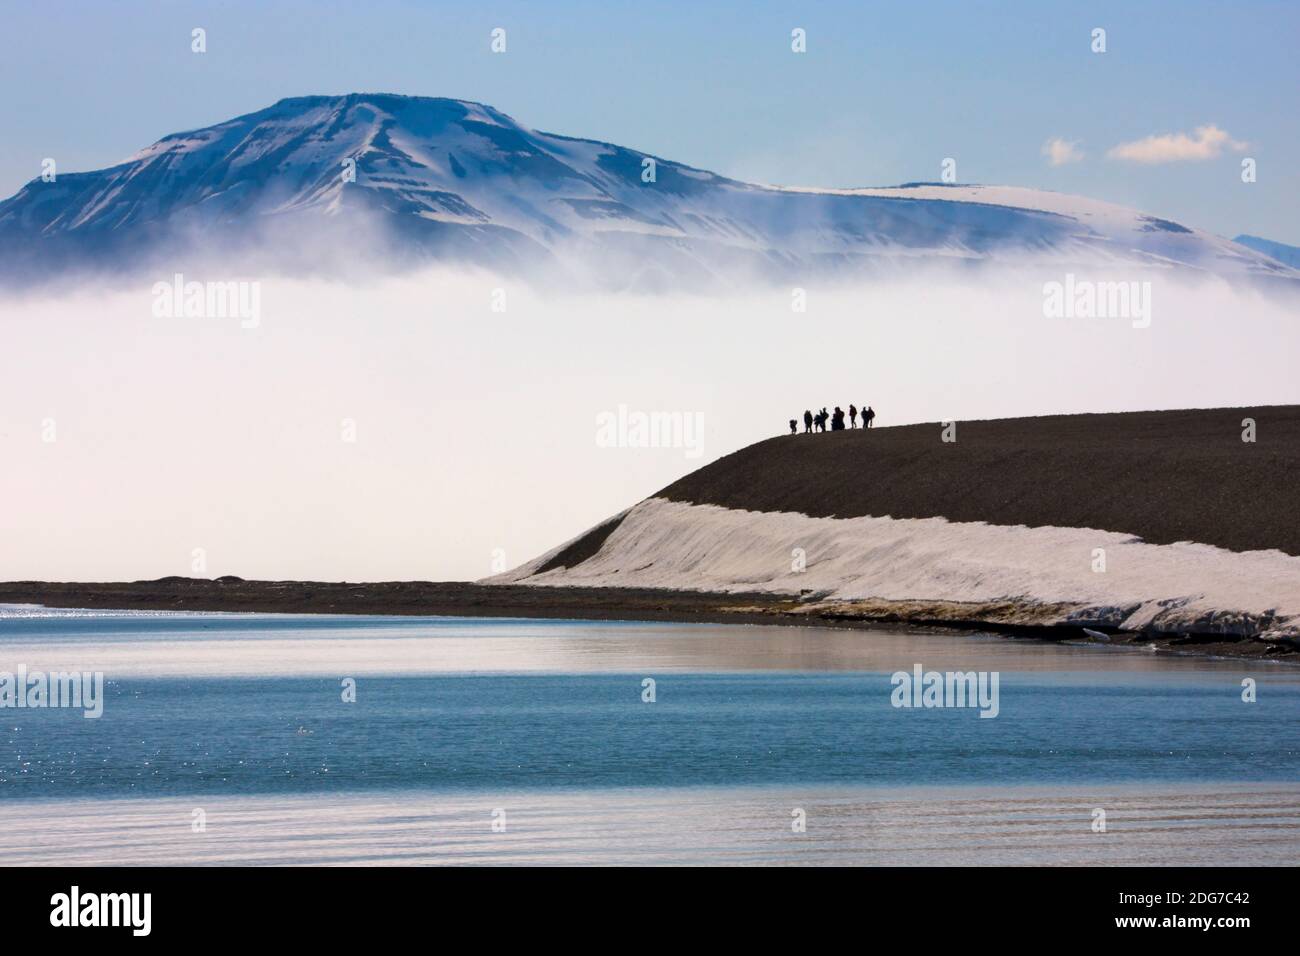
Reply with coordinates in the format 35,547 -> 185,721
791,404 -> 875,434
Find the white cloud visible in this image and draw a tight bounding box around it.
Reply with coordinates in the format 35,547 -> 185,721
1107,124 -> 1248,164
1042,137 -> 1084,166
5,270 -> 1297,581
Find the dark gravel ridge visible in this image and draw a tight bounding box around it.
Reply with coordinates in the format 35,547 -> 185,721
655,406 -> 1300,555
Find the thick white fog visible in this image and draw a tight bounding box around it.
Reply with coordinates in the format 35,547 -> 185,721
2,266 -> 1297,581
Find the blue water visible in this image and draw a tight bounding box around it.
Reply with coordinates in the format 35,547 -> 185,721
4,611 -> 1296,866
5,671 -> 1296,798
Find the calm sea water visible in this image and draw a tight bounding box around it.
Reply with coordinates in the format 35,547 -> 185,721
2,607 -> 1297,864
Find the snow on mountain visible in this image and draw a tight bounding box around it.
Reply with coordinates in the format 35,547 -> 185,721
1,93 -> 1295,286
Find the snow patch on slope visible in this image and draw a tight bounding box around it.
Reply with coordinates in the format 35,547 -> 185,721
496,497 -> 1300,640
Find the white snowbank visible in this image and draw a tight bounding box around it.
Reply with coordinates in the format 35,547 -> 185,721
498,497 -> 1300,639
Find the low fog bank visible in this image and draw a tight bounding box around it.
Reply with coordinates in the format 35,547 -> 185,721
2,264 -> 1297,582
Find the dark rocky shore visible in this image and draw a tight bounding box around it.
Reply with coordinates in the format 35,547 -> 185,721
0,577 -> 1292,662
0,578 -> 783,623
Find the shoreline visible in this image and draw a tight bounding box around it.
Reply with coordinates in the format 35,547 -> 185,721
1,578 -> 1294,663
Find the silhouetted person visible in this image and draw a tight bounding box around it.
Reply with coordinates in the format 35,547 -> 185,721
849,404 -> 858,428
789,418 -> 797,435
864,405 -> 876,428
820,407 -> 828,432
803,409 -> 813,433
831,406 -> 845,430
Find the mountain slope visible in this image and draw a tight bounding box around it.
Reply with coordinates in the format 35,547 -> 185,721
1,93 -> 1295,286
494,407 -> 1300,643
1234,234 -> 1300,270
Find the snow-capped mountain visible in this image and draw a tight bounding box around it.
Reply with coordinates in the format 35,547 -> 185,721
1,93 -> 1294,287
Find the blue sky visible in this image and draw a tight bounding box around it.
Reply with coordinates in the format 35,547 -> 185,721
1,0 -> 1296,242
